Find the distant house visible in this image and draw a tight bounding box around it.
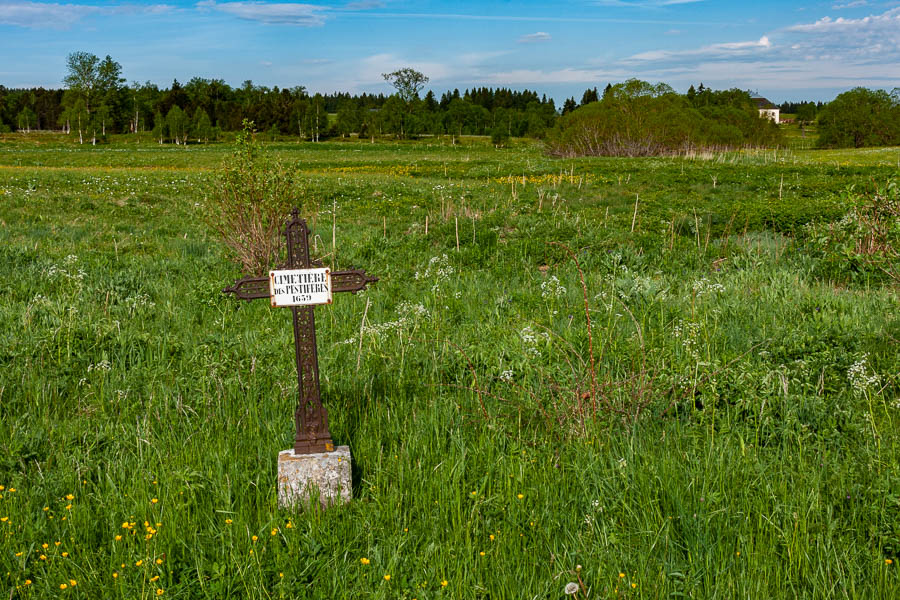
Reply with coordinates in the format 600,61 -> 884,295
752,97 -> 780,124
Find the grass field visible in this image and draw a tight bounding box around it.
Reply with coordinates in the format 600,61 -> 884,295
1,133 -> 899,599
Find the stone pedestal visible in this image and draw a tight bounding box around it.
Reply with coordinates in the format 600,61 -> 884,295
277,446 -> 352,509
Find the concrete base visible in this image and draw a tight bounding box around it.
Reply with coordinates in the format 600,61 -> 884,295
277,446 -> 351,509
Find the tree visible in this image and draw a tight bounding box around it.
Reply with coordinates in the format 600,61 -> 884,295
16,107 -> 36,132
562,97 -> 577,115
580,87 -> 599,106
166,105 -> 188,144
59,91 -> 89,144
382,68 -> 428,104
193,108 -> 212,142
817,88 -> 900,148
335,99 -> 359,137
382,67 -> 428,138
152,110 -> 166,144
63,51 -> 100,114
96,55 -> 124,135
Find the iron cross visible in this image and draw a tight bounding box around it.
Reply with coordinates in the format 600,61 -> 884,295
224,208 -> 377,454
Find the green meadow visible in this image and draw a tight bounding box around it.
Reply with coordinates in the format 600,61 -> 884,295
1,133 -> 899,599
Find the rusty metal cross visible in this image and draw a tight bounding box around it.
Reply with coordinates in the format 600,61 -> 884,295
224,208 -> 377,454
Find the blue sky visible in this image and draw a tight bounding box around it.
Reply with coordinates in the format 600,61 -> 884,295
1,0 -> 898,103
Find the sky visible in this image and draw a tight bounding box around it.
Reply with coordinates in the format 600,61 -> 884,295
1,0 -> 899,103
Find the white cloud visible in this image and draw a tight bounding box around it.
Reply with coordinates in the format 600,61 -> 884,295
0,1 -> 173,29
625,36 -> 771,62
196,1 -> 327,26
518,31 -> 551,43
785,7 -> 900,62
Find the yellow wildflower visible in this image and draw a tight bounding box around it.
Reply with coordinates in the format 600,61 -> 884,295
887,559 -> 894,565
24,580 -> 32,585
39,555 -> 47,561
59,583 -> 67,590
360,557 -> 370,565
151,498 -> 158,504
479,551 -> 485,556
441,580 -> 448,587
251,535 -> 258,542
115,535 -> 122,541
15,552 -> 23,557
225,519 -> 232,524
62,552 -> 69,557
619,573 -> 625,578
113,573 -> 118,579
517,494 -> 524,499
69,580 -> 77,587
271,528 -> 278,536
383,574 -> 391,581
135,560 -> 143,567
65,504 -> 72,510
156,589 -> 164,596
42,543 -> 49,549
65,494 -> 74,501
150,575 -> 159,582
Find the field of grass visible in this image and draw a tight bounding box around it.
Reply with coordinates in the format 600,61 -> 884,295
1,133 -> 899,599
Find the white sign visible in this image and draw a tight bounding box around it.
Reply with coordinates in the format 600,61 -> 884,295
269,268 -> 332,307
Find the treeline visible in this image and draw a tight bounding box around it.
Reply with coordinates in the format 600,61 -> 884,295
546,80 -> 782,157
0,52 -> 558,143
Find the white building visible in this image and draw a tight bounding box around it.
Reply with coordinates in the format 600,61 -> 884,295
752,97 -> 780,124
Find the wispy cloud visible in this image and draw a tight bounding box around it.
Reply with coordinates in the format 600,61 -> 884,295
625,36 -> 771,62
592,0 -> 705,7
518,31 -> 551,43
480,67 -> 620,85
0,1 -> 173,29
196,1 -> 327,26
342,0 -> 385,9
831,1 -> 867,9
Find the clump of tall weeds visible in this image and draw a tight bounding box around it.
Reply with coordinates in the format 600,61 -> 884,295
204,120 -> 302,276
803,180 -> 900,284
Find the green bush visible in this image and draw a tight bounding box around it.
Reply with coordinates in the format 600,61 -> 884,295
800,180 -> 900,283
817,88 -> 900,148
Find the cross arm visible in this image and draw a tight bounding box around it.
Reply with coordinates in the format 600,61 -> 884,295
223,276 -> 269,301
332,269 -> 378,294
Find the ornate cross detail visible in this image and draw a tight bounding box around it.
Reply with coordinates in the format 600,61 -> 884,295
224,208 -> 377,454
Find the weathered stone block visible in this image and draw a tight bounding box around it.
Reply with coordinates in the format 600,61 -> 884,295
277,446 -> 352,509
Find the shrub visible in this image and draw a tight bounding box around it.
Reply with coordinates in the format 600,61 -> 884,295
204,120 -> 301,276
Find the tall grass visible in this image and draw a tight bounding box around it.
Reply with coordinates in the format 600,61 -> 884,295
0,136 -> 898,598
